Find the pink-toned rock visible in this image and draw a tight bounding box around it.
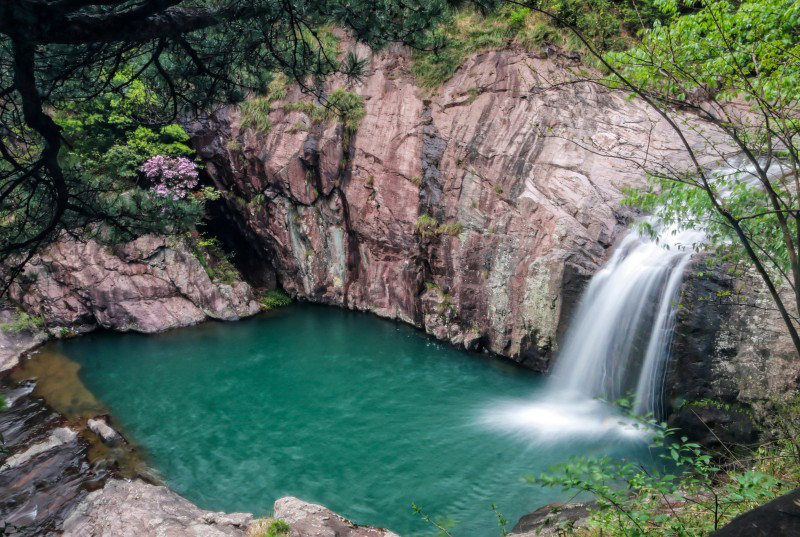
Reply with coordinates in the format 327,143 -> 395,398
273,496 -> 400,537
10,235 -> 259,333
192,46 -> 688,370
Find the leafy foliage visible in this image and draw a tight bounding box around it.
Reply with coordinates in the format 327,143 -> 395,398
0,0 -> 448,289
257,289 -> 293,311
38,73 -> 211,246
532,408 -> 797,536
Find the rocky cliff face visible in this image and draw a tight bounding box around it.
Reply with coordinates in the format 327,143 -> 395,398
192,45 -> 685,370
9,235 -> 259,337
668,264 -> 798,444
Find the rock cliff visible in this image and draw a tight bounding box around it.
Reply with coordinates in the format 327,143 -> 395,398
192,45 -> 685,370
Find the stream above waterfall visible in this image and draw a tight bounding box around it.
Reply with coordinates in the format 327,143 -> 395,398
16,304 -> 654,536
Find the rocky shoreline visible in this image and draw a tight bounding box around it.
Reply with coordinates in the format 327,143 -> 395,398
0,361 -> 402,536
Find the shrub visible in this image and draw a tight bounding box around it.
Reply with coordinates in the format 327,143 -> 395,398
266,520 -> 290,537
258,290 -> 292,311
140,155 -> 199,200
0,312 -> 45,333
248,518 -> 291,537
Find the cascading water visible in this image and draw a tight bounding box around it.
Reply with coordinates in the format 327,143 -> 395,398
550,230 -> 697,417
479,225 -> 702,441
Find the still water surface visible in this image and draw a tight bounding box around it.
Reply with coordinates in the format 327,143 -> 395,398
37,305 -> 650,535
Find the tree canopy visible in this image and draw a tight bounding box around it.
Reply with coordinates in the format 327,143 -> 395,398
0,0 -> 449,288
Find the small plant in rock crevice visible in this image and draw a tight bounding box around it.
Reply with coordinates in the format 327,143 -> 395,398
416,214 -> 465,238
248,518 -> 291,537
283,88 -> 365,137
257,289 -> 292,311
189,233 -> 241,285
0,311 -> 45,333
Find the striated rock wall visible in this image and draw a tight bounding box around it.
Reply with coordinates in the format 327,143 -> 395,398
192,45 -> 685,370
9,234 -> 259,336
668,264 -> 799,443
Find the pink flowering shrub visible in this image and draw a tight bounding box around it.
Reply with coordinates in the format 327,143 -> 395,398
140,155 -> 199,200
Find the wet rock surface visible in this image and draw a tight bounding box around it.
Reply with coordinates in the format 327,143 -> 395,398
0,382 -> 107,536
508,501 -> 592,537
668,263 -> 799,441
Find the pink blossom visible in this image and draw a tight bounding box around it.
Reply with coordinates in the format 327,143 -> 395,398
141,155 -> 199,200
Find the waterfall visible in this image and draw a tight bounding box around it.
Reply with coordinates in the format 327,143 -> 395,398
550,230 -> 697,417
478,225 -> 701,441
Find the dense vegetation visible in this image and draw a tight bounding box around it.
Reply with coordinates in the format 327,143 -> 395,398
411,0 -> 667,88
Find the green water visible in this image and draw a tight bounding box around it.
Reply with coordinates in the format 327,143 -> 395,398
46,304 -> 649,536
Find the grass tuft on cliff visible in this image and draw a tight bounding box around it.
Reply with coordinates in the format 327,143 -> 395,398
283,88 -> 365,134
0,311 -> 45,334
239,75 -> 290,133
416,214 -> 465,237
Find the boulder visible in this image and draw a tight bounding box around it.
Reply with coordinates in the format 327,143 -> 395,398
61,479 -> 254,537
273,496 -> 399,537
509,501 -> 592,537
9,235 -> 259,334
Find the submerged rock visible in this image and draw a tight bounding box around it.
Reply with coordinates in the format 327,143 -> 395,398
87,416 -> 122,444
273,496 -> 400,537
0,383 -> 106,536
